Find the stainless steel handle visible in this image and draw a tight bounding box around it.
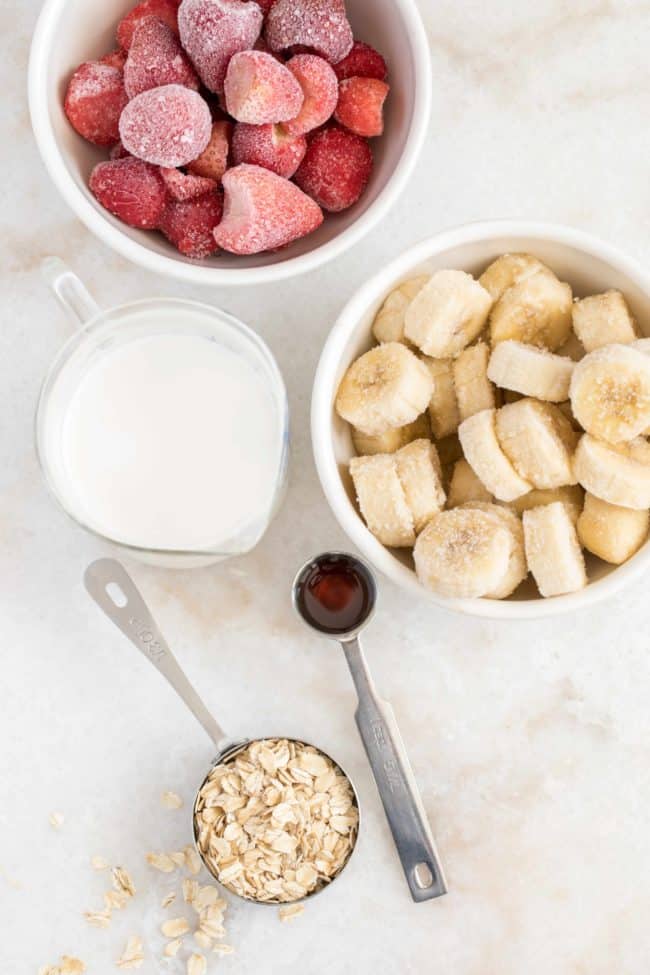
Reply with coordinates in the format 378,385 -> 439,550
342,637 -> 447,902
84,559 -> 231,752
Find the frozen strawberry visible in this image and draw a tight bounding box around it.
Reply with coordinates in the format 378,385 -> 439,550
160,167 -> 218,200
224,51 -> 303,124
89,156 -> 167,228
254,0 -> 277,12
64,61 -> 128,146
119,84 -> 212,167
117,0 -> 180,49
178,0 -> 263,93
334,77 -> 389,137
109,140 -> 130,159
333,41 -> 387,81
214,163 -> 323,254
284,54 -> 338,135
186,119 -> 232,179
159,191 -> 223,257
231,122 -> 306,177
265,0 -> 353,65
124,16 -> 199,98
294,124 -> 372,211
100,49 -> 128,70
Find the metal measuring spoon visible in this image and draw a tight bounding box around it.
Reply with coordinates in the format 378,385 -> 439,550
84,558 -> 359,903
293,552 -> 447,902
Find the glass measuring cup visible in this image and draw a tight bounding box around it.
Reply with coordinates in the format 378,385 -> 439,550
37,258 -> 289,568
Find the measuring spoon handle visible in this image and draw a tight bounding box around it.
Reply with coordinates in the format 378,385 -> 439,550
342,637 -> 447,902
84,559 -> 230,751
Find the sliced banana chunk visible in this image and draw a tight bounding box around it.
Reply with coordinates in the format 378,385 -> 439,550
523,502 -> 587,597
447,459 -> 494,508
413,507 -> 511,598
458,408 -> 532,502
489,269 -> 573,350
349,454 -> 415,547
461,502 -> 528,598
508,485 -> 585,525
577,492 -> 649,564
336,343 -> 434,436
372,276 -> 429,345
573,434 -> 650,509
478,253 -> 545,302
351,412 -> 430,456
395,439 -> 445,533
404,270 -> 493,358
569,343 -> 650,444
453,343 -> 496,421
633,337 -> 650,355
422,357 -> 460,439
572,290 -> 638,352
487,340 -> 574,402
495,399 -> 578,489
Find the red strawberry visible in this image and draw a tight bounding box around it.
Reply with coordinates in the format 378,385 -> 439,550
284,54 -> 338,136
294,124 -> 372,211
214,163 -> 323,254
224,51 -> 303,124
119,84 -> 212,168
334,77 -> 389,138
231,122 -> 306,178
178,0 -> 263,93
100,49 -> 128,70
109,141 -> 130,159
117,0 -> 180,50
124,16 -> 199,98
89,156 -> 167,228
159,191 -> 224,257
255,0 -> 277,12
64,61 -> 129,146
333,41 -> 387,81
160,167 -> 218,200
187,120 -> 232,180
265,0 -> 353,65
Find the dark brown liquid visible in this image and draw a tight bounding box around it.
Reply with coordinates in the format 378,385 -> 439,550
295,554 -> 375,635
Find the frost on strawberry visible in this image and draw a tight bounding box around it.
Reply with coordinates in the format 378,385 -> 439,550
124,16 -> 199,98
160,191 -> 224,257
119,84 -> 212,167
224,51 -> 303,124
231,122 -> 306,178
117,0 -> 180,50
160,167 -> 218,200
187,120 -> 232,179
178,0 -> 263,93
333,40 -> 387,81
89,156 -> 167,228
294,124 -> 372,212
64,61 -> 129,146
214,163 -> 323,254
284,54 -> 338,136
334,77 -> 389,138
265,0 -> 353,64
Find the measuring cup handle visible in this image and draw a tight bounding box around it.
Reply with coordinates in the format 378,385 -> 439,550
343,637 -> 447,903
84,558 -> 231,752
42,257 -> 101,328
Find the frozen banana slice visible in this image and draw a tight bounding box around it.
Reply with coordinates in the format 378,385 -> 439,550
569,344 -> 650,444
577,492 -> 649,564
351,412 -> 431,456
523,502 -> 587,597
573,434 -> 650,510
447,459 -> 494,508
489,269 -> 573,350
372,276 -> 429,345
508,485 -> 585,525
495,399 -> 578,489
395,439 -> 446,532
422,357 -> 460,439
336,343 -> 434,436
458,408 -> 532,502
633,337 -> 650,355
453,343 -> 496,421
478,253 -> 545,302
413,507 -> 511,598
461,502 -> 528,598
572,290 -> 638,352
349,454 -> 415,547
404,270 -> 493,358
488,340 -> 574,403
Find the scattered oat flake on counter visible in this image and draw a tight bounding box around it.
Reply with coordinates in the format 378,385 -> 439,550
183,845 -> 202,875
161,791 -> 184,809
182,877 -> 199,904
113,866 -> 136,897
146,851 -> 176,873
91,855 -> 109,870
49,811 -> 65,829
84,909 -> 111,928
161,890 -> 177,908
279,903 -> 305,922
194,929 -> 212,950
187,953 -> 207,975
104,889 -> 130,911
117,935 -> 145,969
164,938 -> 183,958
60,958 -> 86,974
212,944 -> 235,956
161,917 -> 191,938
38,966 -> 61,975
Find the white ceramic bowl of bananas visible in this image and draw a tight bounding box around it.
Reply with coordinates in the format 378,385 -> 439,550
312,221 -> 650,619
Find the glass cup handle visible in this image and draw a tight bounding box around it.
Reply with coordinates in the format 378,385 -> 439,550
42,256 -> 101,328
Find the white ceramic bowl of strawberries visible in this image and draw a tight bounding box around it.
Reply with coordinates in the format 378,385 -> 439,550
312,221 -> 650,620
28,0 -> 431,284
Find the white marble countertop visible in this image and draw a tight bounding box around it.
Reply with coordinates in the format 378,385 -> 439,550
4,1 -> 650,971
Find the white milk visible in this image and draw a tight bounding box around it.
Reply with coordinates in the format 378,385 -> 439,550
58,329 -> 283,552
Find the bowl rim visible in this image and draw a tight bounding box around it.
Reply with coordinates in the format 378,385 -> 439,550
27,0 -> 432,285
311,219 -> 650,620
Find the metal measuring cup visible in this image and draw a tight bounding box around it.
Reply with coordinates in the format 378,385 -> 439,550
84,558 -> 359,905
292,552 -> 447,903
